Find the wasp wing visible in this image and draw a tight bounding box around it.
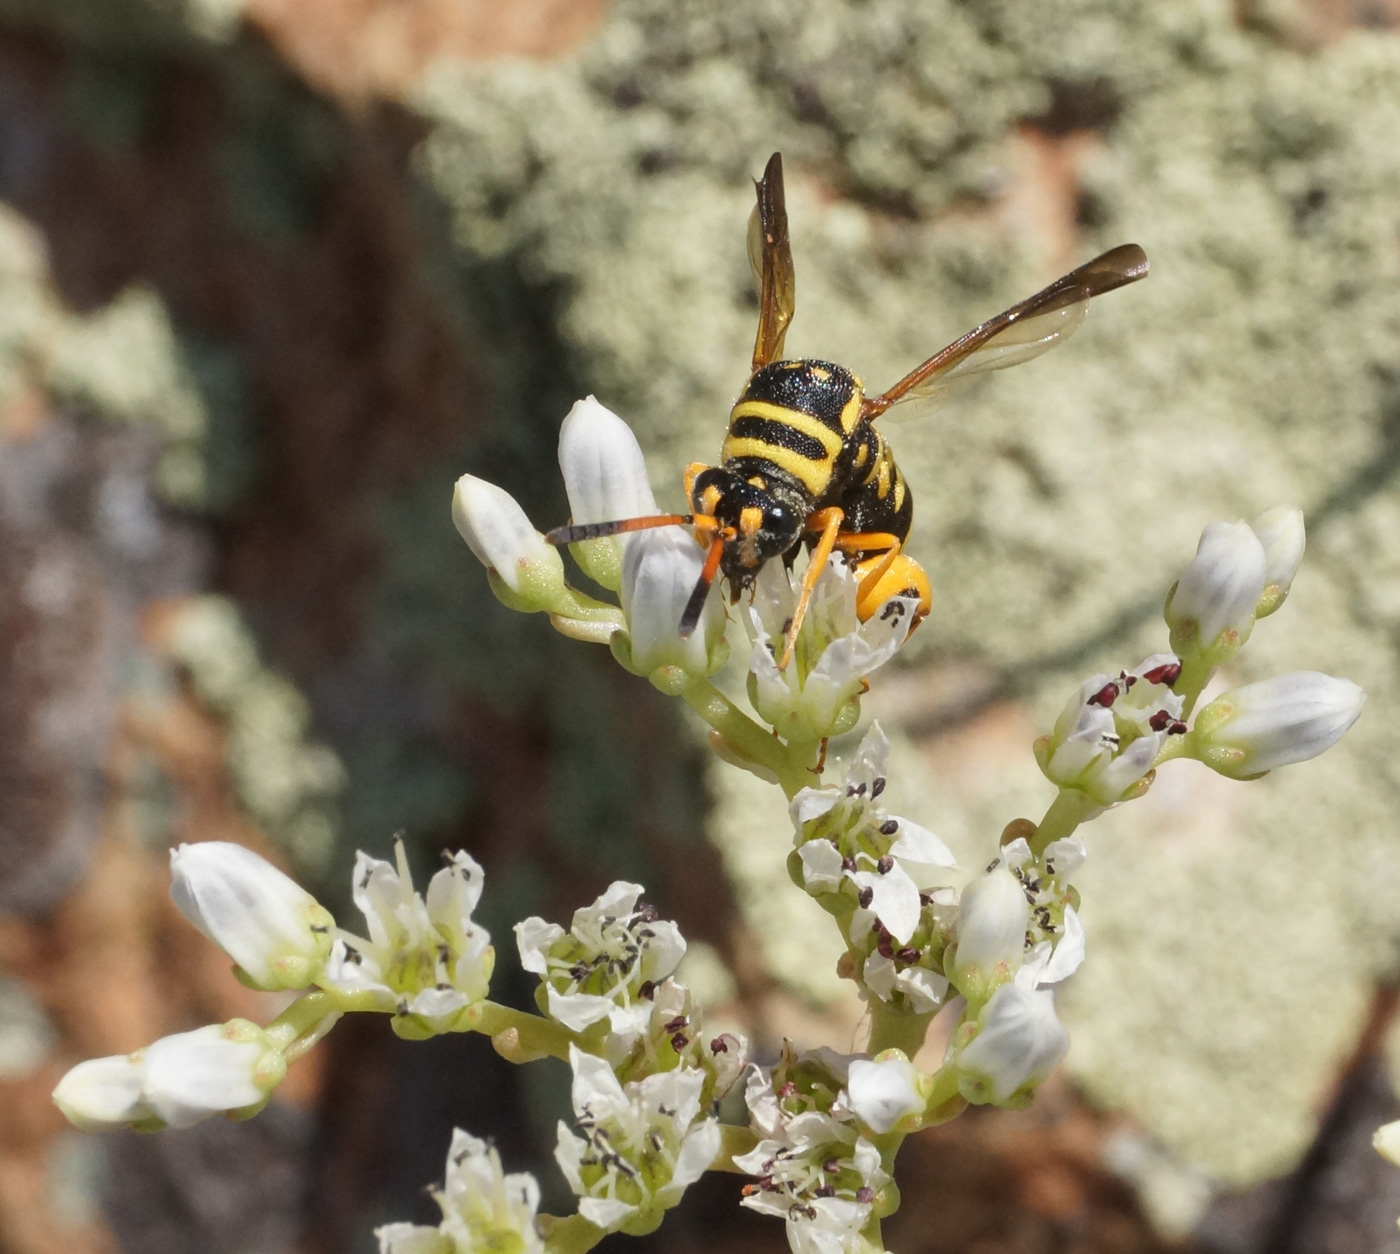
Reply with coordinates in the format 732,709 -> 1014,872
862,243 -> 1148,423
748,152 -> 796,373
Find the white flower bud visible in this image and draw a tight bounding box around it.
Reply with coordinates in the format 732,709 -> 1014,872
956,984 -> 1069,1105
1192,672 -> 1365,778
1165,520 -> 1267,656
617,528 -> 726,684
141,1022 -> 282,1129
169,842 -> 333,991
1375,1119 -> 1400,1167
451,474 -> 568,609
949,863 -> 1029,1002
1251,507 -> 1305,618
52,1053 -> 153,1131
846,1055 -> 925,1134
557,397 -> 660,592
54,1021 -> 285,1132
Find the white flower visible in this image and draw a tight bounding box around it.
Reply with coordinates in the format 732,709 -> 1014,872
555,1046 -> 719,1233
556,397 -> 661,592
515,882 -> 686,1040
608,977 -> 748,1097
747,560 -> 918,740
54,1021 -> 285,1132
1191,672 -> 1365,778
948,858 -> 1028,1003
1036,657 -> 1187,805
1251,507 -> 1305,618
319,841 -> 493,1037
845,1055 -> 925,1134
452,474 -> 567,608
789,724 -> 955,947
377,1128 -> 544,1254
954,984 -> 1069,1105
1165,519 -> 1266,656
735,1064 -> 889,1254
617,528 -> 727,682
169,842 -> 333,991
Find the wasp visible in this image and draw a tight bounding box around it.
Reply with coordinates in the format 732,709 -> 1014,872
547,154 -> 1148,667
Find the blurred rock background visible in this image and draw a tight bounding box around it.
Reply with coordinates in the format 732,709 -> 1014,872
2,0 -> 1400,1252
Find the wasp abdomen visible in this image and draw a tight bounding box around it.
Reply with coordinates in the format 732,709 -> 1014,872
721,359 -> 863,501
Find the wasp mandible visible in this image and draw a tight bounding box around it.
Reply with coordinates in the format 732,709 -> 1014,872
547,154 -> 1148,667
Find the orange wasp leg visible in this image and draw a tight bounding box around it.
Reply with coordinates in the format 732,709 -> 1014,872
779,507 -> 845,671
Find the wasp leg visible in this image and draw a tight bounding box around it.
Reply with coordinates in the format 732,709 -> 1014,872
810,737 -> 829,775
779,507 -> 845,670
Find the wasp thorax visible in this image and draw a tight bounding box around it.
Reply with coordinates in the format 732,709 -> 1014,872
689,467 -> 804,582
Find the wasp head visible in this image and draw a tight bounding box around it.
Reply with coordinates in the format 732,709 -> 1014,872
689,467 -> 804,592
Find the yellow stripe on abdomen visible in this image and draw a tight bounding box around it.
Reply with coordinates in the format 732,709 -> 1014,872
729,401 -> 845,458
721,436 -> 833,496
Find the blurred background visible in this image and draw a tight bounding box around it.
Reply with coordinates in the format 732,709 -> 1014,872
3,0 -> 1400,1251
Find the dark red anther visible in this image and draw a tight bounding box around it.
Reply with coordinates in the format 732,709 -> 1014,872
779,1081 -> 798,1098
663,1016 -> 688,1033
823,1158 -> 841,1175
842,856 -> 858,872
1142,661 -> 1182,686
1086,682 -> 1119,707
671,1034 -> 689,1050
1148,709 -> 1172,732
711,1037 -> 728,1053
856,1187 -> 875,1204
858,887 -> 874,909
879,819 -> 899,836
1169,719 -> 1188,735
638,981 -> 656,1000
896,947 -> 921,964
877,855 -> 894,874
877,936 -> 894,959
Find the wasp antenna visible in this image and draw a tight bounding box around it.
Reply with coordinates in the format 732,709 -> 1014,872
546,514 -> 692,545
678,536 -> 726,637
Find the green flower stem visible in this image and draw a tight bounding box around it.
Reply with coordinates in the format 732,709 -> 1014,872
464,1001 -> 577,1061
540,1213 -> 607,1254
867,1002 -> 935,1057
710,1122 -> 760,1173
919,1064 -> 966,1126
1174,653 -> 1215,719
1029,788 -> 1097,856
680,678 -> 810,797
264,991 -> 342,1060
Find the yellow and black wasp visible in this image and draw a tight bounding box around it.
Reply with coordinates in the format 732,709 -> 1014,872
547,153 -> 1148,666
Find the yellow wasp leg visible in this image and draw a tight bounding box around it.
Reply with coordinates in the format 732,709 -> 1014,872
780,507 -> 845,670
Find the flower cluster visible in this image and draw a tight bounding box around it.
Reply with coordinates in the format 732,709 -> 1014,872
1038,510 -> 1363,816
48,389 -> 1372,1254
452,397 -> 727,688
556,1047 -> 720,1235
737,1047 -> 895,1254
790,726 -> 958,1015
377,1130 -> 545,1254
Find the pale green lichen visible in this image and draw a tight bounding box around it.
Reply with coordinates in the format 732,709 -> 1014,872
46,286 -> 256,513
405,0 -> 1400,1199
164,595 -> 346,873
